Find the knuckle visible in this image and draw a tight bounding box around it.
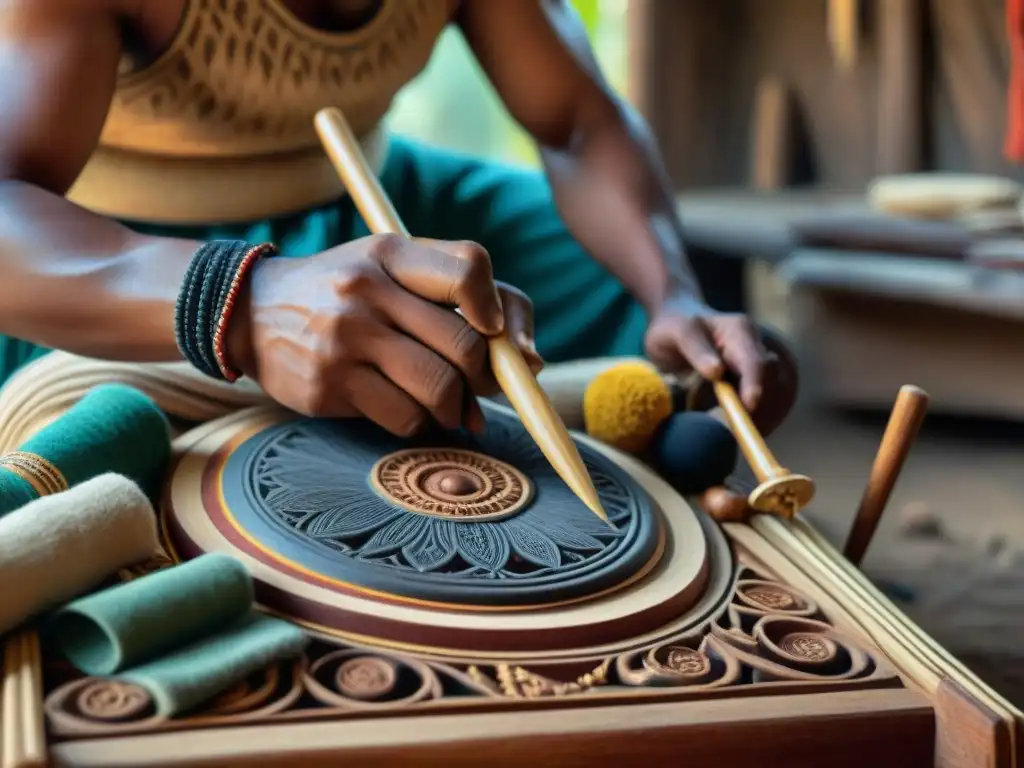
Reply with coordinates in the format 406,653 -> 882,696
367,233 -> 406,263
450,322 -> 488,373
333,262 -> 380,297
421,360 -> 462,409
451,242 -> 493,287
454,240 -> 491,266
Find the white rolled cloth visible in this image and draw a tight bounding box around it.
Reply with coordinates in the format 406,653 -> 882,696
0,473 -> 160,636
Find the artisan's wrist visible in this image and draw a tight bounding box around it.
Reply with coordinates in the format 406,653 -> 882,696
174,240 -> 276,383
221,265 -> 257,379
214,243 -> 275,381
653,283 -> 709,318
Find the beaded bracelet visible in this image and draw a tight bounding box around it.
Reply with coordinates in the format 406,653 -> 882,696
174,240 -> 277,382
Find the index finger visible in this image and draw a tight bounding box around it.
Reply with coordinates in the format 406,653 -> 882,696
719,322 -> 767,411
371,235 -> 505,336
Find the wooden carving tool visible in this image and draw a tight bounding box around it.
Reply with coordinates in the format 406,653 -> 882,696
843,385 -> 929,566
313,107 -> 609,525
713,381 -> 815,518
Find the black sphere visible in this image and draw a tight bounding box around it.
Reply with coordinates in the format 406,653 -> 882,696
651,411 -> 738,494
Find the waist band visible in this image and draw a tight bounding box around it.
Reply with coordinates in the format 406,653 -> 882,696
66,126 -> 388,226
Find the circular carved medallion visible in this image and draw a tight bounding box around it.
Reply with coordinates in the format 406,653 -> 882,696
370,449 -> 532,521
779,632 -> 837,662
335,656 -> 398,701
75,681 -> 151,722
663,647 -> 711,677
741,584 -> 800,611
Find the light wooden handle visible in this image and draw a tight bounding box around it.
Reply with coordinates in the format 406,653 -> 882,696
313,108 -> 608,524
315,109 -> 407,237
843,385 -> 929,566
713,380 -> 784,481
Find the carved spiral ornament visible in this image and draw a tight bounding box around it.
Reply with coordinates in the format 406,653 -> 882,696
41,566 -> 897,741
662,646 -> 713,677
370,449 -> 532,521
335,657 -> 398,701
75,681 -> 151,722
304,649 -> 439,709
779,632 -> 838,663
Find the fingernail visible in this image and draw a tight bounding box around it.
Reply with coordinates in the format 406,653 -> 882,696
704,360 -> 726,380
516,332 -> 538,354
744,386 -> 763,410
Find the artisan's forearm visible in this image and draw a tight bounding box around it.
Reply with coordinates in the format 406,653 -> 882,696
0,180 -> 200,361
541,102 -> 701,314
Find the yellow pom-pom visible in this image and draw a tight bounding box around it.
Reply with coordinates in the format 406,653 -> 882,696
583,362 -> 673,454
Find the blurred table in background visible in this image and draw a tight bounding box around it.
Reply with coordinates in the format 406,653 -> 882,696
677,189 -> 1024,420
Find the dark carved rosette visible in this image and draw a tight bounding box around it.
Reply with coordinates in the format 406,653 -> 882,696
303,648 -> 442,709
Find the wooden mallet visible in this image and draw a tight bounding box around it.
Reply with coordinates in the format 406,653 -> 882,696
713,381 -> 815,518
313,107 -> 609,525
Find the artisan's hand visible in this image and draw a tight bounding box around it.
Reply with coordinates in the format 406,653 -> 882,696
226,235 -> 540,436
644,293 -> 789,432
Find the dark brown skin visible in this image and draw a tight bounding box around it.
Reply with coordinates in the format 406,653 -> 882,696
0,0 -> 784,438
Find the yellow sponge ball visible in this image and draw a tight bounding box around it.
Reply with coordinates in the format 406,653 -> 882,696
583,361 -> 673,454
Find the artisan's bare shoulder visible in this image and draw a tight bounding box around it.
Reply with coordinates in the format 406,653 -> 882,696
0,0 -> 164,193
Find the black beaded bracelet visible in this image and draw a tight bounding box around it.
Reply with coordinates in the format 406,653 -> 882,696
174,240 -> 276,381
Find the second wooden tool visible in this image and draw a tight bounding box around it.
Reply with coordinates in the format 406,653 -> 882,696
713,381 -> 815,518
314,107 -> 608,524
843,385 -> 929,566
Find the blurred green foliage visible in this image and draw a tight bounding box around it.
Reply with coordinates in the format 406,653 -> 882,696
387,0 -> 627,166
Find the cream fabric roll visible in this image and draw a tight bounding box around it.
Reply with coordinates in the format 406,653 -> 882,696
0,473 -> 161,636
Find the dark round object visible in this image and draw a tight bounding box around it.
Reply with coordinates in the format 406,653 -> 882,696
650,412 -> 738,495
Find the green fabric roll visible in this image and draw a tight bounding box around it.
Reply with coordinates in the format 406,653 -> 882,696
119,613 -> 308,716
0,383 -> 172,517
0,472 -> 38,516
47,553 -> 253,675
21,383 -> 171,499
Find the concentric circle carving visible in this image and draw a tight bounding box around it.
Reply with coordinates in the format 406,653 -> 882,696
779,632 -> 837,663
335,657 -> 398,701
662,647 -> 712,677
75,681 -> 151,722
370,448 -> 533,521
738,582 -> 807,612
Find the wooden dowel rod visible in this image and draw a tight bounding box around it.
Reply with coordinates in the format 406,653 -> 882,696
713,380 -> 815,517
843,385 -> 929,566
714,381 -> 782,480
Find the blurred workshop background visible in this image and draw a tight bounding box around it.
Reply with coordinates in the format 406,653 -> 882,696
390,0 -> 1024,705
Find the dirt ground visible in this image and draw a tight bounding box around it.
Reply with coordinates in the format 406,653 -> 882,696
749,263 -> 1024,706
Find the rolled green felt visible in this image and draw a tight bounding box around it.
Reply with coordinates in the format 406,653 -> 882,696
119,613 -> 308,716
47,553 -> 253,675
0,471 -> 37,515
17,383 -> 171,504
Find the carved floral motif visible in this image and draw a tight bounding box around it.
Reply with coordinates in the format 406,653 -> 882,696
240,419 -> 640,579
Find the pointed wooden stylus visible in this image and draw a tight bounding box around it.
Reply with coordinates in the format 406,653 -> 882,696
314,107 -> 609,525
